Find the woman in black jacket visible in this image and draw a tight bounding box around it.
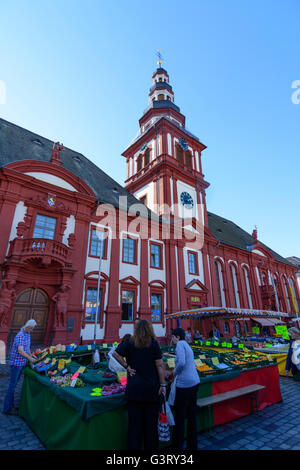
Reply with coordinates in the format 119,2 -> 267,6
113,319 -> 166,450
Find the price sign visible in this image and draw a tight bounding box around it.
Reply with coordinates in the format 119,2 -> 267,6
267,355 -> 273,362
213,341 -> 219,346
167,359 -> 175,368
58,359 -> 65,370
238,344 -> 244,349
195,359 -> 204,367
226,343 -> 232,348
102,344 -> 108,349
206,341 -> 211,346
221,342 -> 227,347
77,366 -> 86,374
194,341 -> 198,344
199,355 -> 206,359
87,345 -> 92,350
70,378 -> 77,388
211,357 -> 219,365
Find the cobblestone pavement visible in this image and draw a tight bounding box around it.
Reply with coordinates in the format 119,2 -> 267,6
0,363 -> 299,450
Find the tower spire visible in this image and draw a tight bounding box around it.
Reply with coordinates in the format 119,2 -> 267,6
156,49 -> 163,67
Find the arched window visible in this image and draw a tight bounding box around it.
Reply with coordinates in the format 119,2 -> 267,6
261,272 -> 267,286
215,260 -> 225,307
272,274 -> 281,311
243,266 -> 253,308
235,322 -> 240,336
229,263 -> 240,308
289,278 -> 299,314
158,94 -> 164,100
224,322 -> 229,334
282,276 -> 291,312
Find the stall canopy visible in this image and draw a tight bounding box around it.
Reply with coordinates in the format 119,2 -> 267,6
165,306 -> 290,321
252,318 -> 285,327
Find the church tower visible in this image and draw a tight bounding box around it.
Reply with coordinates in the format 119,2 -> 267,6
122,61 -> 210,228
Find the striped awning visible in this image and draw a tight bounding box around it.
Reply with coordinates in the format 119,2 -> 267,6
164,306 -> 290,321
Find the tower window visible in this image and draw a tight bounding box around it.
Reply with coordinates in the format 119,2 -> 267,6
176,146 -> 184,163
158,94 -> 164,100
185,151 -> 192,168
144,149 -> 150,166
137,155 -> 143,172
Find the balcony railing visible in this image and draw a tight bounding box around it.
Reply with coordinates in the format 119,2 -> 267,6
7,237 -> 71,266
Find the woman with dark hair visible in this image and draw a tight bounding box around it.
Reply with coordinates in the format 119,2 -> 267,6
169,327 -> 200,451
113,319 -> 166,450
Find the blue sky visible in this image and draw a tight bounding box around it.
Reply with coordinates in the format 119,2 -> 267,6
0,0 -> 299,258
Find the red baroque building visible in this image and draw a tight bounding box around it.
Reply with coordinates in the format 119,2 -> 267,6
0,66 -> 299,348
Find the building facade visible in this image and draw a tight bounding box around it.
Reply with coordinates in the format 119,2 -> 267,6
0,67 -> 299,347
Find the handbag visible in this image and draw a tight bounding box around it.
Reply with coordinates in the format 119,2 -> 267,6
158,393 -> 171,442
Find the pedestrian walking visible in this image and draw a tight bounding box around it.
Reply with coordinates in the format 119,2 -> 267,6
2,319 -> 37,415
169,327 -> 200,451
113,319 -> 166,450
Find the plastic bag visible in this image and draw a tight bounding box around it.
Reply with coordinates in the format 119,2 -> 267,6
167,376 -> 177,406
158,394 -> 170,442
108,346 -> 126,373
165,401 -> 175,426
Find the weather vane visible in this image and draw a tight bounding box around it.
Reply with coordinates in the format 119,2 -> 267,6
156,50 -> 163,67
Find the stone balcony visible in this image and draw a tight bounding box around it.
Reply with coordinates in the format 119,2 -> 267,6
6,237 -> 72,267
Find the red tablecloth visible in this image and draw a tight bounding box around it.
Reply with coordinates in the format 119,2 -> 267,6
212,364 -> 282,426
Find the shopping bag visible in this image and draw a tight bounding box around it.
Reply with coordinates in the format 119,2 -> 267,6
158,393 -> 171,442
167,376 -> 177,406
165,401 -> 175,426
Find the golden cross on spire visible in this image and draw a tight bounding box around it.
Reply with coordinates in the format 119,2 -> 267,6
156,49 -> 163,67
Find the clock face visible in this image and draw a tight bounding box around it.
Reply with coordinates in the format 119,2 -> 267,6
180,191 -> 194,209
179,138 -> 188,151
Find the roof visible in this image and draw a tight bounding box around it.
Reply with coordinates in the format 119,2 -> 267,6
207,211 -> 294,266
0,117 -> 157,218
286,257 -> 300,268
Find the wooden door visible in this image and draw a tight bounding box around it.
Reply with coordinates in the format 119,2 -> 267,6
10,288 -> 49,344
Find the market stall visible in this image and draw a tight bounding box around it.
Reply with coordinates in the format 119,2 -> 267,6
19,337 -> 283,450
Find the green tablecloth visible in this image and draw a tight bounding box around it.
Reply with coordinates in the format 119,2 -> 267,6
19,368 -> 128,450
31,369 -> 126,421
19,367 -> 215,450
